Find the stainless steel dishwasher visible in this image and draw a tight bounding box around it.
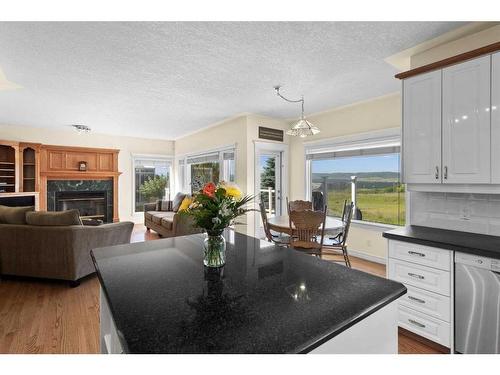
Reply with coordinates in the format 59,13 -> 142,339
455,252 -> 500,354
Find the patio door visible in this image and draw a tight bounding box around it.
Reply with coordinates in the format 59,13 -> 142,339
258,151 -> 283,218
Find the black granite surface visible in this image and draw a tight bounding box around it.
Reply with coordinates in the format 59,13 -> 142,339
384,225 -> 500,259
91,231 -> 406,354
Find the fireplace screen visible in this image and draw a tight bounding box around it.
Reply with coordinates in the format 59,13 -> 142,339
55,191 -> 108,221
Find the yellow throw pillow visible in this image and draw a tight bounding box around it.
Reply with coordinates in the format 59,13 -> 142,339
178,196 -> 192,212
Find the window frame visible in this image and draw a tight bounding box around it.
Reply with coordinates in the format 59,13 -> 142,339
131,154 -> 173,216
304,128 -> 404,228
177,144 -> 237,194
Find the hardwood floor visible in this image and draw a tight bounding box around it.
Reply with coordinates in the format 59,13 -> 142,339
0,224 -> 443,354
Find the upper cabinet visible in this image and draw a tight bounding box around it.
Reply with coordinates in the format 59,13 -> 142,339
403,70 -> 442,184
442,56 -> 491,184
402,52 -> 497,186
492,52 -> 500,183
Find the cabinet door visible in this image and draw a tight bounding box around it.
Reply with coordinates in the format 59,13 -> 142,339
492,52 -> 500,183
403,70 -> 442,183
442,55 -> 491,184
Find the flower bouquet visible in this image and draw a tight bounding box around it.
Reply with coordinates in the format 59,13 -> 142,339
183,182 -> 253,267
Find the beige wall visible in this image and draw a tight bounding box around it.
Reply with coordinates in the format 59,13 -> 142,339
411,24 -> 500,68
0,124 -> 175,222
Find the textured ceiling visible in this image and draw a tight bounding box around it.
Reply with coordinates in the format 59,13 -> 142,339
0,22 -> 465,139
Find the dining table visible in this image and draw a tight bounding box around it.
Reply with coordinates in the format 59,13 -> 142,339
267,214 -> 344,235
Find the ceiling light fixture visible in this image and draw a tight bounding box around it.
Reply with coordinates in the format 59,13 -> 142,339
274,86 -> 320,138
72,124 -> 91,134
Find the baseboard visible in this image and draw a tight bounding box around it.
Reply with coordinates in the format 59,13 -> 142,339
348,249 -> 386,265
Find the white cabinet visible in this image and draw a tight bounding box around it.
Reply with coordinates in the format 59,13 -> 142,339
492,52 -> 500,183
442,55 -> 491,184
403,70 -> 442,184
403,53 -> 495,186
387,239 -> 453,350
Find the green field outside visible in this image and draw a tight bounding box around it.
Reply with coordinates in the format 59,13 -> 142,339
325,189 -> 405,226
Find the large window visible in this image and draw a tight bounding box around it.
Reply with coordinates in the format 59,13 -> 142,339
133,156 -> 171,213
178,147 -> 236,194
307,136 -> 405,226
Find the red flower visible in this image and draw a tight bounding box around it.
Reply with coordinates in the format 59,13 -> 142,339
202,182 -> 216,198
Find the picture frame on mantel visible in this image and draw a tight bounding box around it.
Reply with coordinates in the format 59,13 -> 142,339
78,161 -> 87,171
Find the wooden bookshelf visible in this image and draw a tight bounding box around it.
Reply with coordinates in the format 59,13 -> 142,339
20,143 -> 41,193
0,142 -> 18,193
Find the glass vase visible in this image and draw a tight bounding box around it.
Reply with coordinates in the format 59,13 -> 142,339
203,234 -> 226,268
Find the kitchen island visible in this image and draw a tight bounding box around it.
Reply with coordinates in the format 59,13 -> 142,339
91,231 -> 406,354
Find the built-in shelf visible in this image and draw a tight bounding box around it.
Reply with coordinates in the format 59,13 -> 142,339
0,169 -> 14,172
0,161 -> 15,165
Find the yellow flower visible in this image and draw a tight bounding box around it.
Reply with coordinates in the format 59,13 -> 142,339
221,183 -> 242,199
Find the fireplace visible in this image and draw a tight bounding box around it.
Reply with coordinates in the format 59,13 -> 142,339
55,191 -> 107,221
47,180 -> 114,223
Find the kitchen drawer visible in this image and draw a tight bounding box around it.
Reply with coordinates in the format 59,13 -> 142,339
398,306 -> 450,347
389,240 -> 451,271
388,258 -> 450,296
398,284 -> 451,322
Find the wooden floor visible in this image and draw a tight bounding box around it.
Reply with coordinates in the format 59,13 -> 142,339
0,225 -> 444,354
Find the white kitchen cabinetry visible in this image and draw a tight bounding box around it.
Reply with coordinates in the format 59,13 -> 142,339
442,55 -> 491,184
388,239 -> 453,350
491,52 -> 500,183
403,54 -> 495,186
403,70 -> 442,184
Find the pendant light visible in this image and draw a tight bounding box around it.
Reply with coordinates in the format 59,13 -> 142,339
274,86 -> 320,138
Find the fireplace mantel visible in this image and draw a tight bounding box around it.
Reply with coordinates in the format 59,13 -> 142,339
39,145 -> 121,222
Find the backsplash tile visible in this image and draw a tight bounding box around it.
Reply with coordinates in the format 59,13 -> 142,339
410,192 -> 500,236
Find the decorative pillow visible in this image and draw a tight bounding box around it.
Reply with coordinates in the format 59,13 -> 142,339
178,196 -> 192,212
0,205 -> 35,225
172,192 -> 187,212
25,209 -> 83,226
160,200 -> 171,211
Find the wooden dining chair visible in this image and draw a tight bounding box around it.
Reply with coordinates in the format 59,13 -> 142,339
288,207 -> 327,256
259,202 -> 290,247
323,202 -> 353,267
288,199 -> 313,212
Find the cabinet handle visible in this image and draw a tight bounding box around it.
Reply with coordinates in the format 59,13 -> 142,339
408,272 -> 425,280
408,319 -> 426,328
444,166 -> 448,180
408,295 -> 426,304
408,250 -> 426,257
435,166 -> 439,179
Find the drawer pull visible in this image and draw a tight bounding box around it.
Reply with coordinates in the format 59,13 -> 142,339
408,250 -> 426,257
408,272 -> 425,280
408,295 -> 426,304
408,319 -> 426,328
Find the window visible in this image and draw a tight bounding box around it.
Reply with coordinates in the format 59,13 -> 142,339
179,147 -> 236,194
133,156 -> 171,213
306,132 -> 405,226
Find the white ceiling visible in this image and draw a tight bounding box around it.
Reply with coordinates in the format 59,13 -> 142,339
0,22 -> 465,140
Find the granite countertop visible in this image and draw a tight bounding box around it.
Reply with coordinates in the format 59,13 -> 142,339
383,225 -> 500,259
91,231 -> 406,354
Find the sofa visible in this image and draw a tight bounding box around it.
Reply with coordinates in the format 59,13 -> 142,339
144,193 -> 201,238
0,206 -> 134,286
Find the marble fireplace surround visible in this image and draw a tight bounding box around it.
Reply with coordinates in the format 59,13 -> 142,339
47,179 -> 113,223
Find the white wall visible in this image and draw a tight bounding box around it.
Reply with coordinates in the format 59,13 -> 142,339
0,124 -> 175,222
